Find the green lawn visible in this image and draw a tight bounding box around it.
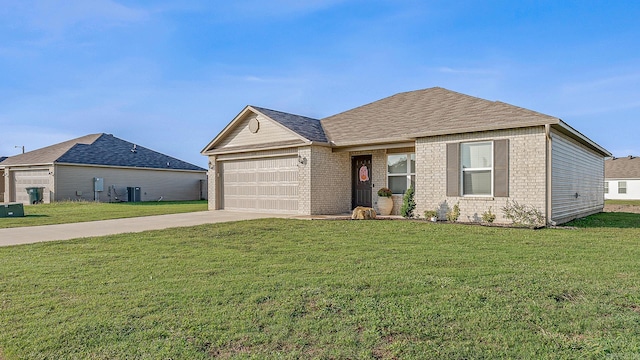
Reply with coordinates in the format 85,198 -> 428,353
0,200 -> 207,229
1,217 -> 640,359
606,199 -> 640,206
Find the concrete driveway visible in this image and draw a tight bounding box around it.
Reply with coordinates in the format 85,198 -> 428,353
0,211 -> 293,247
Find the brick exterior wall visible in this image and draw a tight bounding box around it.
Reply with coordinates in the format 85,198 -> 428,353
309,146 -> 351,214
415,126 -> 547,224
207,156 -> 217,210
297,147 -> 312,214
208,126 -> 549,221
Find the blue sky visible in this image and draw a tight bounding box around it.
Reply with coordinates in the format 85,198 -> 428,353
1,0 -> 639,166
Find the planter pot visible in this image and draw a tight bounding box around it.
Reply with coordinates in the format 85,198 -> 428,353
377,196 -> 393,216
430,216 -> 438,223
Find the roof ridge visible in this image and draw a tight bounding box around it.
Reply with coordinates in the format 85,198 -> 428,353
320,87 -> 493,121
250,105 -> 328,143
250,105 -> 320,121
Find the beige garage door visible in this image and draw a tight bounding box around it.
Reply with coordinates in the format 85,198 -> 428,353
13,170 -> 50,204
221,156 -> 298,213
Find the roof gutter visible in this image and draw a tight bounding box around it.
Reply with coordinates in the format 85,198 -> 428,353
554,120 -> 611,157
55,162 -> 207,173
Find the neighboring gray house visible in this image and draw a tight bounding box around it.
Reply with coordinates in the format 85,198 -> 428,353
1,134 -> 207,204
202,87 -> 610,225
605,156 -> 640,200
0,157 -> 6,203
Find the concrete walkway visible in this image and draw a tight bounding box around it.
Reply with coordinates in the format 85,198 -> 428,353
0,211 -> 293,247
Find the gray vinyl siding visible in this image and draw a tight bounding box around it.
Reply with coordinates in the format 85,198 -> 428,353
55,165 -> 206,202
551,130 -> 605,224
0,169 -> 5,202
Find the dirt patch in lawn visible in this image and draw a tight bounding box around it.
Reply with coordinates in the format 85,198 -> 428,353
604,204 -> 640,214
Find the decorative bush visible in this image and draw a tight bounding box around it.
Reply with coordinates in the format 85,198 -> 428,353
502,200 -> 545,228
481,207 -> 496,223
400,186 -> 415,218
424,210 -> 438,219
377,187 -> 393,197
446,202 -> 460,222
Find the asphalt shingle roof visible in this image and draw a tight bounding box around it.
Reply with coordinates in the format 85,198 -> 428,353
251,106 -> 328,143
0,157 -> 7,164
320,87 -> 560,146
0,134 -> 102,166
605,156 -> 640,179
1,133 -> 205,171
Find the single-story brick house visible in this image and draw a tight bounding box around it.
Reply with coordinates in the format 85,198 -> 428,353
202,87 -> 610,225
605,156 -> 640,200
2,133 -> 207,204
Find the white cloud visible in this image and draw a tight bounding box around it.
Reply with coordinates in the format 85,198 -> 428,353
225,0 -> 348,18
556,71 -> 640,116
1,0 -> 149,43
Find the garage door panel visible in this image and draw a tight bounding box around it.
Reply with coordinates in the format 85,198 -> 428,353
13,170 -> 51,204
221,156 -> 298,213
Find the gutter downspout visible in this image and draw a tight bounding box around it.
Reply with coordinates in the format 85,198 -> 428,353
545,124 -> 556,226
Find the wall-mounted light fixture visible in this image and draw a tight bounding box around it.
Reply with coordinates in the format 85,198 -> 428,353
298,155 -> 307,166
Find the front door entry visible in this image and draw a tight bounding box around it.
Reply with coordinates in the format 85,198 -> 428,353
352,155 -> 372,208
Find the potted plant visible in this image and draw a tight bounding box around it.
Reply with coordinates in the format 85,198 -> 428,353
376,187 -> 394,215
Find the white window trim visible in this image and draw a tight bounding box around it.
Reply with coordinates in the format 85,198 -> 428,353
461,141 -> 494,197
387,153 -> 415,195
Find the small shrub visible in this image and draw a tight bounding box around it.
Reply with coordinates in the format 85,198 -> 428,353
481,207 -> 496,223
424,210 -> 438,219
377,187 -> 393,197
446,202 -> 460,222
400,186 -> 415,218
502,200 -> 545,228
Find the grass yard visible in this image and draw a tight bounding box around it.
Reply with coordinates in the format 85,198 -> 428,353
1,216 -> 640,359
605,199 -> 640,206
0,200 -> 207,229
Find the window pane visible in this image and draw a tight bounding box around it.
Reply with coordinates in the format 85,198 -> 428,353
619,181 -> 627,194
388,154 -> 407,174
461,142 -> 492,168
604,182 -> 609,194
463,170 -> 491,195
388,176 -> 408,194
410,153 -> 416,173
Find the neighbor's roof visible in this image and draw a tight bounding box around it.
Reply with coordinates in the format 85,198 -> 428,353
320,87 -> 561,146
251,106 -> 328,143
606,156 -> 640,179
1,133 -> 205,171
0,156 -> 7,164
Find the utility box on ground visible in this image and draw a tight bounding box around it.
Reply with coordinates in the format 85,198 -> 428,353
0,202 -> 25,217
127,187 -> 141,202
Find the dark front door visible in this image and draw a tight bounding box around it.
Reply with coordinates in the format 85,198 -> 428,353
352,155 -> 372,208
